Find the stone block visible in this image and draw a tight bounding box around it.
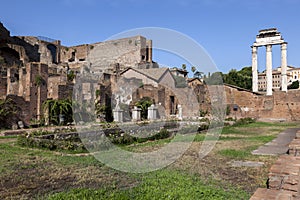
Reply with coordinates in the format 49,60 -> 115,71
250,188 -> 296,200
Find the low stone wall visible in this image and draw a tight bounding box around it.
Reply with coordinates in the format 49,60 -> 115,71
250,130 -> 300,199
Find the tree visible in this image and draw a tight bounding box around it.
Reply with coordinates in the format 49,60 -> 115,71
191,66 -> 196,73
204,72 -> 224,85
135,97 -> 153,120
223,66 -> 252,90
288,80 -> 299,89
182,64 -> 187,70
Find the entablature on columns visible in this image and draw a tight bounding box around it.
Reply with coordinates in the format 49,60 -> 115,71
253,28 -> 286,47
252,39 -> 286,47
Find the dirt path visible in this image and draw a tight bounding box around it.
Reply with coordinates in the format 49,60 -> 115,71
252,128 -> 300,155
0,138 -> 17,144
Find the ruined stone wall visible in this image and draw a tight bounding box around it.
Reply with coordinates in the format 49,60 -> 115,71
159,71 -> 176,89
60,45 -> 89,63
25,63 -> 48,121
13,36 -> 40,62
132,84 -> 176,119
7,94 -> 30,125
57,84 -> 73,100
88,36 -> 151,73
173,87 -> 199,118
7,67 -> 20,96
222,85 -> 300,121
0,77 -> 7,99
0,22 -> 10,42
48,75 -> 67,99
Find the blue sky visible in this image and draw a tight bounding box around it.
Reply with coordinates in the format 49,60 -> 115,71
1,0 -> 300,73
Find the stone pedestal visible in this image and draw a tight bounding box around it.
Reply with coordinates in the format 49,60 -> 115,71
177,104 -> 183,120
147,104 -> 158,120
132,106 -> 141,121
266,45 -> 273,96
113,108 -> 123,122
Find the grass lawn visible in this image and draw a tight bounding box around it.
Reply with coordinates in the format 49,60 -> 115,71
0,121 -> 299,199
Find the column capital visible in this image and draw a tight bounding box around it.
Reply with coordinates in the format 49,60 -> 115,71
252,46 -> 257,53
281,42 -> 287,50
266,44 -> 272,52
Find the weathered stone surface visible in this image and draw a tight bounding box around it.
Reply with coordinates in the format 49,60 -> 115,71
268,155 -> 300,192
250,188 -> 296,200
230,160 -> 264,167
289,138 -> 300,156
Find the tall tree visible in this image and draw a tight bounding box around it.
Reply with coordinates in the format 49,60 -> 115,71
223,66 -> 252,90
191,66 -> 196,73
204,72 -> 224,85
194,71 -> 204,78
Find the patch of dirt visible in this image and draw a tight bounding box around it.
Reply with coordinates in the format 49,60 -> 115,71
170,141 -> 276,194
0,138 -> 17,144
0,160 -> 138,200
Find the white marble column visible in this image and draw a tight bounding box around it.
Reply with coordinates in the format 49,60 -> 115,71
281,43 -> 288,92
252,46 -> 258,92
266,45 -> 273,96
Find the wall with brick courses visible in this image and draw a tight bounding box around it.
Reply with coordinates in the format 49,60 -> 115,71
0,77 -> 7,99
25,63 -> 48,121
88,36 -> 150,72
222,85 -> 300,121
48,75 -> 67,99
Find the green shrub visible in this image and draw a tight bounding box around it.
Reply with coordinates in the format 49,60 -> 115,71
17,132 -> 86,153
109,128 -> 171,145
233,118 -> 256,126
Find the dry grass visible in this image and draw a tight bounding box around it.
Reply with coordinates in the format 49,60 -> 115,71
0,121 -> 299,199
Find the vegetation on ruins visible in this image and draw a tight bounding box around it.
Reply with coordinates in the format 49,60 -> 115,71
43,99 -> 73,125
174,75 -> 188,88
17,129 -> 86,153
135,97 -> 153,119
34,75 -> 46,86
95,90 -> 113,122
0,98 -> 18,128
67,70 -> 76,82
0,55 -> 5,65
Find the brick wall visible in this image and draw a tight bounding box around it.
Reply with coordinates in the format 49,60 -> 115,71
222,84 -> 300,121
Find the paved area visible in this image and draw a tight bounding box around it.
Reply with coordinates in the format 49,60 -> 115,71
251,131 -> 300,199
252,128 -> 300,155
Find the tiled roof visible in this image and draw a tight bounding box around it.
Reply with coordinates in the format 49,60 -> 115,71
137,68 -> 169,81
121,67 -> 169,82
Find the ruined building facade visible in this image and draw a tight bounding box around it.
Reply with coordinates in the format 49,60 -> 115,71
0,22 -> 155,125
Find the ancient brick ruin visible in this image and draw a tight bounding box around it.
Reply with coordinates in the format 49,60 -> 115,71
0,22 -> 156,126
1,22 -> 300,127
251,130 -> 300,199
